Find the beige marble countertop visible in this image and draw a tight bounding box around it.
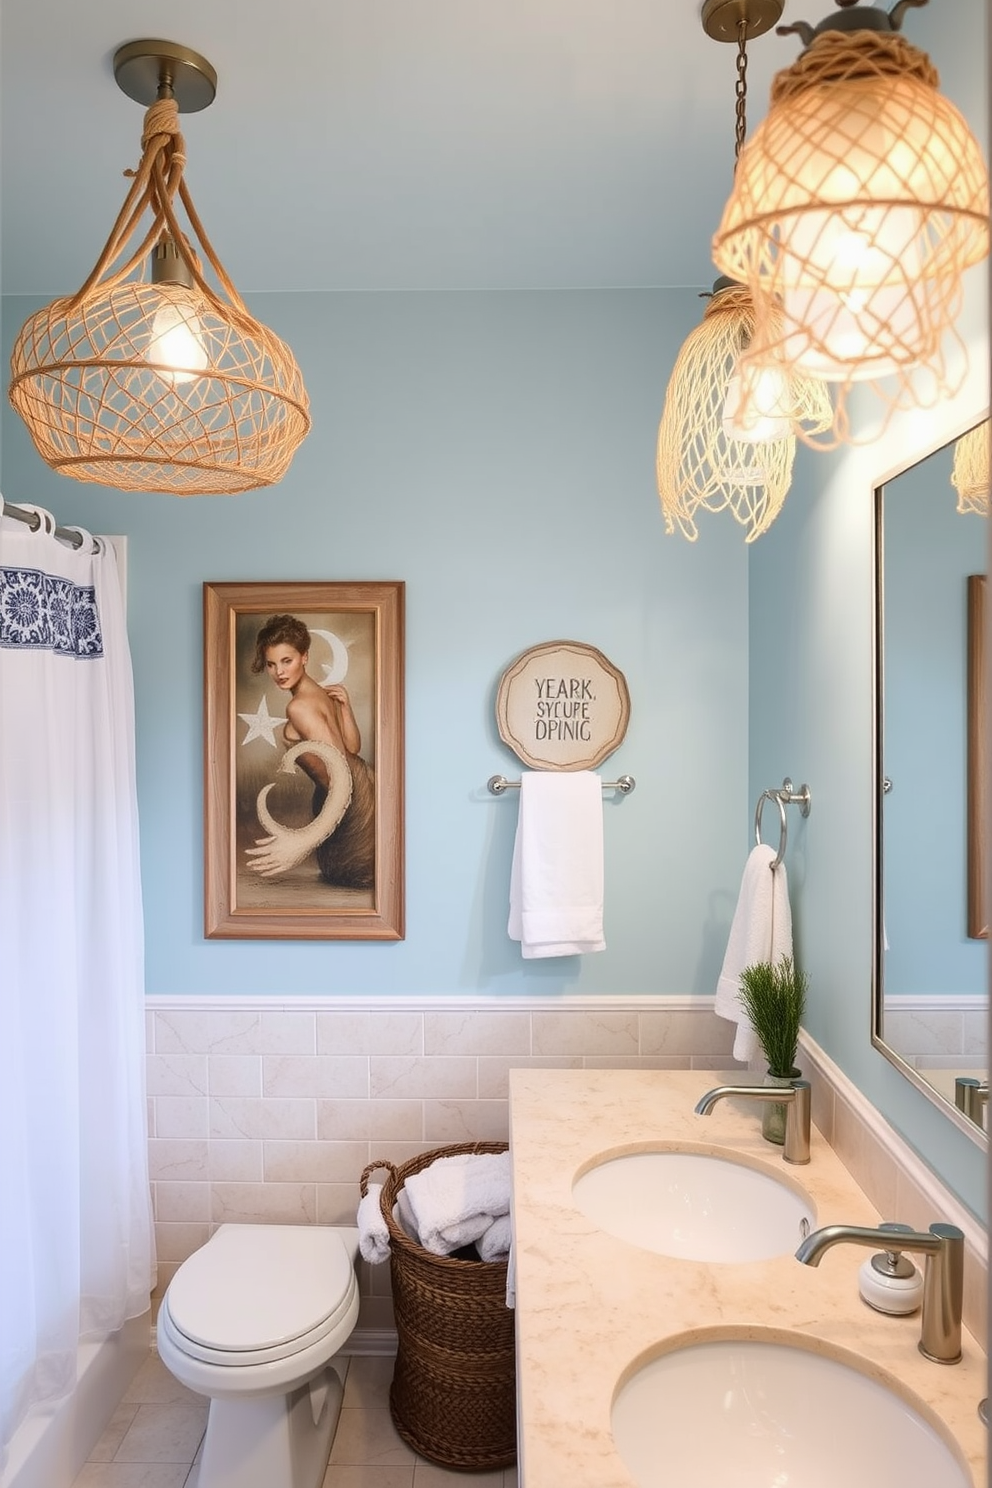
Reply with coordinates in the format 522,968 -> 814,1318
508,1068 -> 987,1488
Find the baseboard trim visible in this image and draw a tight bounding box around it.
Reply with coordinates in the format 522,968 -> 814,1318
344,1328 -> 398,1357
882,994 -> 986,1013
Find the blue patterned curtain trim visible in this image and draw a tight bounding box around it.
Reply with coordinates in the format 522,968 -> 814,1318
0,564 -> 103,658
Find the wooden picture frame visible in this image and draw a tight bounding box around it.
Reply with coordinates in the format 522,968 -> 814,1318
203,581 -> 404,940
967,573 -> 987,940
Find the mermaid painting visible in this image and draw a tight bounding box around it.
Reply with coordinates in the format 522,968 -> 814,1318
243,613 -> 375,890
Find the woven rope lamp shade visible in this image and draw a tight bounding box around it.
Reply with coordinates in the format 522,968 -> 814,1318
658,283 -> 798,544
712,12 -> 989,449
951,419 -> 990,516
9,42 -> 310,496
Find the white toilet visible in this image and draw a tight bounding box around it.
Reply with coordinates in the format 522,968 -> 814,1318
156,1223 -> 361,1488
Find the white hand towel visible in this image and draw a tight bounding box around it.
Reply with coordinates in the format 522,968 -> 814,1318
714,843 -> 793,1063
476,1212 -> 513,1261
403,1151 -> 511,1257
508,770 -> 606,958
357,1182 -> 390,1264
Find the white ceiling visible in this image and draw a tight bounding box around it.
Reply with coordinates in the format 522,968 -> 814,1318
0,2 -> 976,298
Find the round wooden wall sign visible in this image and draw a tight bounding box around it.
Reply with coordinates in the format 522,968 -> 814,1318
496,640 -> 630,771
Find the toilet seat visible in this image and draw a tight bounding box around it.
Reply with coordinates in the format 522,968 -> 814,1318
162,1224 -> 359,1367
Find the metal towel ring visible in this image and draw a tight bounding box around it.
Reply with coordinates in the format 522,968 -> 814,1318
754,777 -> 811,871
755,791 -> 788,870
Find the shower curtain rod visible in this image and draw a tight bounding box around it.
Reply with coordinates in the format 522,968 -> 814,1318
3,499 -> 87,549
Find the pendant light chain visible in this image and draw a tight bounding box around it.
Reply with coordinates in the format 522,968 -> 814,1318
734,21 -> 748,166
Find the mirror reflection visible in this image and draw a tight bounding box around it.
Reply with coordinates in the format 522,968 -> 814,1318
874,424 -> 989,1144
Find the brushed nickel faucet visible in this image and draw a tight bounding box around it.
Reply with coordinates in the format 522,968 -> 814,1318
796,1222 -> 965,1364
954,1076 -> 988,1128
694,1080 -> 811,1165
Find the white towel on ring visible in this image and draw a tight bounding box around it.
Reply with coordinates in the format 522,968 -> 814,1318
714,843 -> 793,1063
508,770 -> 606,958
403,1151 -> 511,1257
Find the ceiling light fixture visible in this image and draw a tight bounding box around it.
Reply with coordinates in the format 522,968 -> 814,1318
951,419 -> 990,515
656,0 -> 832,543
8,40 -> 311,495
711,0 -> 989,447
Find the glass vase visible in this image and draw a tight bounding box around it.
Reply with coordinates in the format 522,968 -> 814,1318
762,1067 -> 801,1145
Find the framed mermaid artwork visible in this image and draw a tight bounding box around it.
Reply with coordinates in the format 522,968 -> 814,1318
203,580 -> 405,940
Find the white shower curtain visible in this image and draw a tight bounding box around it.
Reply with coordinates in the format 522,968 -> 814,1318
0,504 -> 155,1461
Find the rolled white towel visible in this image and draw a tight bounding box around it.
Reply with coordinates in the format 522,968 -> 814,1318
505,1241 -> 516,1310
476,1213 -> 512,1262
357,1183 -> 390,1264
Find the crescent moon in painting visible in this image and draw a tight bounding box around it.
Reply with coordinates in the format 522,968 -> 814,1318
310,629 -> 350,686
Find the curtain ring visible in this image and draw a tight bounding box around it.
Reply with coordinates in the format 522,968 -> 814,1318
754,789 -> 788,870
61,525 -> 96,553
11,503 -> 57,535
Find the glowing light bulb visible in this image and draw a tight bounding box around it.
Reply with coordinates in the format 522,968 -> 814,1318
146,295 -> 208,384
722,362 -> 793,443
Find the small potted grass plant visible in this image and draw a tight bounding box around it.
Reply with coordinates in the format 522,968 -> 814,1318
737,956 -> 809,1145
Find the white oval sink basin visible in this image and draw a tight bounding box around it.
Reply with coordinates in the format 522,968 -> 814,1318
571,1148 -> 814,1261
612,1336 -> 969,1488
615,1339 -> 963,1488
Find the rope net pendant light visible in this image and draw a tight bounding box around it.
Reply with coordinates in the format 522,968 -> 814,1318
656,0 -> 832,543
9,40 -> 311,496
711,0 -> 990,449
658,279 -> 796,543
951,419 -> 990,515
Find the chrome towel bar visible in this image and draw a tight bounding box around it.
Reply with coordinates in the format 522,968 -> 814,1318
488,773 -> 635,796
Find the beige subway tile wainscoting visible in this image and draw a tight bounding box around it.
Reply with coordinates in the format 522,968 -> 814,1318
146,997 -> 737,1332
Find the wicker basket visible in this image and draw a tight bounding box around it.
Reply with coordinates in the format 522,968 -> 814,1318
360,1142 -> 516,1472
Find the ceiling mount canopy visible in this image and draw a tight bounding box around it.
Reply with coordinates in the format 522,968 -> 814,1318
700,0 -> 785,43
711,0 -> 990,447
8,38 -> 311,497
112,38 -> 218,113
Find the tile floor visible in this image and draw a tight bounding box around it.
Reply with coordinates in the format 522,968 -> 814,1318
71,1350 -> 520,1488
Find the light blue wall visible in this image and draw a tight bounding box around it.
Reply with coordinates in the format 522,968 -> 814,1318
2,287 -> 751,1000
